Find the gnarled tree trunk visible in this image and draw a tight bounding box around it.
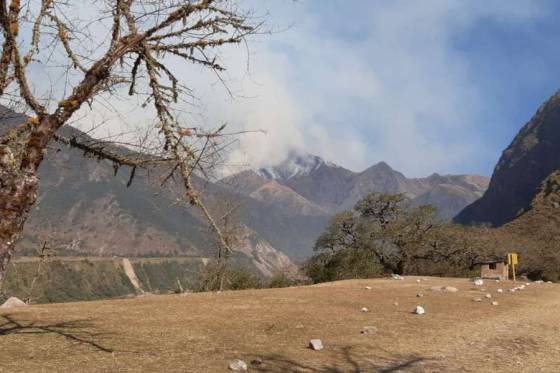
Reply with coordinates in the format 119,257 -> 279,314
0,116 -> 57,283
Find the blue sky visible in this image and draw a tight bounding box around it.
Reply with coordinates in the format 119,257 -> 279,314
206,0 -> 560,177
37,1 -> 558,178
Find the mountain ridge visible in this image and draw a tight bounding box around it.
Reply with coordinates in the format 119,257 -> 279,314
230,150 -> 490,220
455,90 -> 560,226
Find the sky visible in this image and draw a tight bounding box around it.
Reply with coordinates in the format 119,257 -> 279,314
190,0 -> 560,177
17,0 -> 560,178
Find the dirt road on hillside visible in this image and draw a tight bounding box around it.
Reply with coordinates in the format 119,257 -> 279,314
0,277 -> 559,372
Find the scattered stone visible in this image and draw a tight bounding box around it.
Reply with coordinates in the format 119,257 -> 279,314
309,339 -> 324,351
491,301 -> 499,306
229,360 -> 248,371
495,280 -> 500,283
361,307 -> 369,313
510,288 -> 517,292
497,289 -> 503,293
485,293 -> 492,299
472,297 -> 483,302
416,293 -> 424,298
535,280 -> 544,284
525,282 -> 531,286
295,324 -> 304,329
391,274 -> 404,280
413,305 -> 425,315
365,286 -> 372,290
547,281 -> 553,284
393,302 -> 399,306
429,285 -> 458,292
360,326 -> 377,335
0,297 -> 26,309
473,279 -> 484,286
416,279 -> 421,283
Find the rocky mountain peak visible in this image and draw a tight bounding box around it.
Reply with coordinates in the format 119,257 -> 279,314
256,150 -> 337,181
455,90 -> 560,226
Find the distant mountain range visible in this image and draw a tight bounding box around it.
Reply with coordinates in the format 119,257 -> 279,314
1,107 -> 490,272
222,151 -> 489,220
456,90 -> 560,226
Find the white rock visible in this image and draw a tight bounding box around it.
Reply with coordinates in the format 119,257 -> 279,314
413,305 -> 425,315
491,301 -> 499,306
416,293 -> 424,298
416,279 -> 421,283
361,307 -> 369,313
485,293 -> 492,299
391,274 -> 404,280
393,302 -> 399,306
535,280 -> 544,284
497,289 -> 503,293
525,282 -> 531,286
472,297 -> 483,302
519,285 -> 526,290
0,297 -> 26,308
229,360 -> 248,371
474,279 -> 484,286
365,286 -> 372,290
443,286 -> 459,293
547,281 -> 553,284
360,326 -> 377,335
510,288 -> 517,292
309,339 -> 324,351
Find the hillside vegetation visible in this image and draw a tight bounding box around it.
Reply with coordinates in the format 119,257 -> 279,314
0,258 -> 208,304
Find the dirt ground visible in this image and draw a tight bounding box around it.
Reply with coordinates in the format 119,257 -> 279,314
0,277 -> 559,372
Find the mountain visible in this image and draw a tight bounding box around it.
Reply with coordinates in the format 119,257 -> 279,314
2,107 -> 488,266
238,150 -> 489,220
0,109 -> 320,273
455,90 -> 560,226
504,170 -> 560,236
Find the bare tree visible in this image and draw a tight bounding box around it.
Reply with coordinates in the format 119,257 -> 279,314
198,195 -> 243,291
0,0 -> 260,283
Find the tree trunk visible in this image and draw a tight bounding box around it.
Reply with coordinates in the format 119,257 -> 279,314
0,156 -> 39,283
0,116 -> 57,283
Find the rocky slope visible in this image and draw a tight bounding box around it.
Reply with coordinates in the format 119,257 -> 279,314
455,90 -> 560,226
1,110 -> 307,274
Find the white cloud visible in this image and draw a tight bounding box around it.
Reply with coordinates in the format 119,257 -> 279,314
204,0 -> 548,176
18,0 -> 549,177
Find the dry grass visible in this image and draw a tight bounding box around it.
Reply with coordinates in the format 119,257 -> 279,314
1,277 -> 559,372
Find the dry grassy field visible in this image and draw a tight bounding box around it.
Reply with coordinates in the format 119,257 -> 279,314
1,277 -> 559,372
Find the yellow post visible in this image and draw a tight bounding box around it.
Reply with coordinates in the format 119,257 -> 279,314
508,253 -> 518,282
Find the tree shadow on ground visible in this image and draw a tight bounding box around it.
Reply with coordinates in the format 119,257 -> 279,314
247,346 -> 437,373
0,314 -> 118,353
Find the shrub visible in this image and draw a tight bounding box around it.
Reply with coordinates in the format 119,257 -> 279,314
304,248 -> 384,284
